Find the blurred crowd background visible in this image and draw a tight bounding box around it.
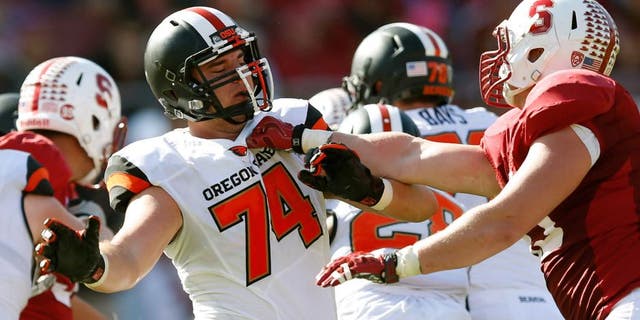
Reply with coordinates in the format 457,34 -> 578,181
1,0 -> 638,318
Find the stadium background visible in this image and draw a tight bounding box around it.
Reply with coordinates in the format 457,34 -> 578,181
0,0 -> 638,318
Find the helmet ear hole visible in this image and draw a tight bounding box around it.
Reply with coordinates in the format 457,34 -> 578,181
528,48 -> 544,63
92,115 -> 100,131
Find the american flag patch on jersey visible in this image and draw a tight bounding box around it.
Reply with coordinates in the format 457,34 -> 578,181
582,56 -> 602,72
406,61 -> 428,77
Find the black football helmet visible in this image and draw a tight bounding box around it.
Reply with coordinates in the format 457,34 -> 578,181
0,92 -> 18,134
144,7 -> 273,124
343,22 -> 454,107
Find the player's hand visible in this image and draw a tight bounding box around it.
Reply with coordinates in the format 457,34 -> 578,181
299,143 -> 384,206
315,250 -> 399,287
35,216 -> 105,284
246,116 -> 306,152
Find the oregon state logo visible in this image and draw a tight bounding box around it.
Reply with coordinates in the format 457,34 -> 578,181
229,146 -> 248,156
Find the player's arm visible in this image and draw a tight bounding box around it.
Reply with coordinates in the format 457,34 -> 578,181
247,116 -> 499,198
37,186 -> 181,293
333,181 -> 438,223
411,126 -> 592,272
328,131 -> 500,198
299,143 -> 438,222
91,186 -> 181,292
317,126 -> 593,286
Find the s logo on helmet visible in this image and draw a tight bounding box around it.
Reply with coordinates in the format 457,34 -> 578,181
95,74 -> 113,109
529,0 -> 554,34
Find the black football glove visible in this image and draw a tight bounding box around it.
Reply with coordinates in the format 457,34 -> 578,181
298,143 -> 384,206
36,216 -> 105,284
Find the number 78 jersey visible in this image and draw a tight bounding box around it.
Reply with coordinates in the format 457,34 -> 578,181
105,98 -> 336,319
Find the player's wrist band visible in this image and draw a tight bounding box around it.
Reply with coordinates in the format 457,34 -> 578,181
84,253 -> 109,289
395,245 -> 421,279
299,128 -> 333,154
371,178 -> 393,211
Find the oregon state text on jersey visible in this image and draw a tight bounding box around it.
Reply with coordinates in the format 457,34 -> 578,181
104,98 -> 337,320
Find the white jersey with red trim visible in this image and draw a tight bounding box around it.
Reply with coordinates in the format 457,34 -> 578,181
105,99 -> 337,320
330,189 -> 470,293
404,104 -> 562,319
0,149 -> 52,319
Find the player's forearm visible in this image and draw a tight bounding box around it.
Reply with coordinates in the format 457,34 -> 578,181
328,131 -> 420,180
378,181 -> 438,222
87,241 -> 146,292
342,179 -> 438,222
410,201 -> 523,275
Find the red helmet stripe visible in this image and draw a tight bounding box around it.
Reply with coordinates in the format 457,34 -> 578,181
425,32 -> 441,58
188,7 -> 227,31
377,104 -> 392,132
30,59 -> 57,112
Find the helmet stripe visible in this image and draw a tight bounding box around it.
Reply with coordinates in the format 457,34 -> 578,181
182,7 -> 233,47
384,22 -> 448,58
29,59 -> 57,112
377,104 -> 392,132
424,31 -> 442,58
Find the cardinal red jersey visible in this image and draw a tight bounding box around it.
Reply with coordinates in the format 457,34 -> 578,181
481,69 -> 640,320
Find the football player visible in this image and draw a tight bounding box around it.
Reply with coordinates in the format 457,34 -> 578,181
35,7 -> 435,320
340,22 -> 562,320
248,1 -> 640,319
0,56 -> 124,320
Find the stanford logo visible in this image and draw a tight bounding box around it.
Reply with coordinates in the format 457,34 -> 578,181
229,146 -> 248,156
571,51 -> 584,67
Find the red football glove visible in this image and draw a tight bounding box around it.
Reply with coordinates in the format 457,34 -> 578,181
315,250 -> 399,287
35,216 -> 105,284
246,116 -> 307,153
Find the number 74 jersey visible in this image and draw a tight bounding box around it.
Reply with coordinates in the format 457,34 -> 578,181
105,98 -> 336,319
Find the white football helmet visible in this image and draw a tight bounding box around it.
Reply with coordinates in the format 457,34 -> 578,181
16,56 -> 126,185
479,0 -> 620,107
308,87 -> 353,130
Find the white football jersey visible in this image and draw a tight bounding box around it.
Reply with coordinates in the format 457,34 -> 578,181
0,149 -> 52,319
329,189 -> 469,299
106,99 -> 337,320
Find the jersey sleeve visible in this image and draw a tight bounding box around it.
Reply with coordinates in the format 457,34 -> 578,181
271,98 -> 331,131
104,154 -> 153,214
0,131 -> 71,204
24,154 -> 54,196
521,69 -> 616,141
